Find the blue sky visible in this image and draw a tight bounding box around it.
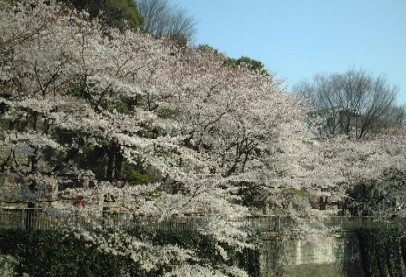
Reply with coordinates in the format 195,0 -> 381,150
171,0 -> 406,104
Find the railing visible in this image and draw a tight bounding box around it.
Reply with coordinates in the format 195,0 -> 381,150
0,208 -> 405,232
0,208 -> 97,230
322,215 -> 406,230
0,208 -> 210,231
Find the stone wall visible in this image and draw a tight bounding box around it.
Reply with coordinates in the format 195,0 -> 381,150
260,234 -> 364,277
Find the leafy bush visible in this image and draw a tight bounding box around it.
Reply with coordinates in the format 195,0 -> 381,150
355,228 -> 406,277
61,0 -> 144,31
0,230 -> 146,276
156,107 -> 181,119
123,165 -> 151,185
0,229 -> 259,276
225,56 -> 269,75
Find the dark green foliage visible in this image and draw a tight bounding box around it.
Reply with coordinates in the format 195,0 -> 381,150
0,230 -> 147,276
0,229 -> 258,276
133,229 -> 248,269
75,144 -> 109,179
51,128 -> 83,146
73,139 -> 124,181
225,56 -> 268,75
98,97 -> 136,115
196,45 -> 269,75
136,122 -> 161,139
49,129 -> 121,180
285,188 -> 310,197
345,168 -> 406,216
61,0 -> 144,31
238,183 -> 268,209
237,248 -> 261,277
67,80 -> 93,103
146,230 -> 261,276
41,145 -> 66,170
0,101 -> 9,114
45,126 -> 151,182
402,236 -> 406,270
156,107 -> 181,119
355,228 -> 406,277
123,165 -> 151,185
196,44 -> 225,56
347,182 -> 381,216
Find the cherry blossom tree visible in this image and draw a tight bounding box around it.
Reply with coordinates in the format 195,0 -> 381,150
2,1 -> 405,275
0,1 -> 312,274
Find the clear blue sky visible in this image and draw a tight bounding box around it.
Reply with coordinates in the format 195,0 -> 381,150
171,0 -> 406,105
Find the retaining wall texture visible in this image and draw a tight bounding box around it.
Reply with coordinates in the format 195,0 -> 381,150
260,235 -> 364,277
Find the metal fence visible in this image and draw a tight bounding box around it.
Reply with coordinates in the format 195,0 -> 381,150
0,208 -> 404,232
0,208 -> 210,231
0,208 -> 97,230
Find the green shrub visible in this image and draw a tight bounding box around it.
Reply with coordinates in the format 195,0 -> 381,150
285,188 -> 310,197
356,228 -> 405,277
0,230 -> 146,276
224,56 -> 269,75
0,229 -> 259,276
61,0 -> 144,31
156,107 -> 181,119
123,166 -> 151,184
